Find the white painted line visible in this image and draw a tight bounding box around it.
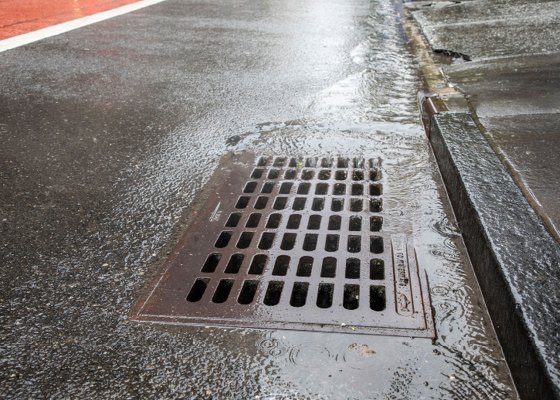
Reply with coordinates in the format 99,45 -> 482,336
0,0 -> 168,53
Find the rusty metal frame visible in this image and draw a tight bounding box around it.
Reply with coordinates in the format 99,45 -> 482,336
130,156 -> 435,338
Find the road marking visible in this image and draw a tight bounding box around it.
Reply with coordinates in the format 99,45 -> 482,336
0,0 -> 167,53
209,202 -> 223,222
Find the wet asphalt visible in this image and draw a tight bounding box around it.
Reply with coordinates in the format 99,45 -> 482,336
1,0 -> 517,398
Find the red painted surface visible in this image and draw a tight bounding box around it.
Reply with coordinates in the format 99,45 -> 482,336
0,0 -> 143,40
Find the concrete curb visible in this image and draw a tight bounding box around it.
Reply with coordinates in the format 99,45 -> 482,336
421,98 -> 560,400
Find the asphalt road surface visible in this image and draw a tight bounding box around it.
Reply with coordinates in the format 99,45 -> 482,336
0,0 -> 518,398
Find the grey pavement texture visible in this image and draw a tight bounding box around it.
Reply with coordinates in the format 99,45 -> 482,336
411,0 -> 560,60
411,0 -> 560,398
444,53 -> 560,240
0,0 -> 517,398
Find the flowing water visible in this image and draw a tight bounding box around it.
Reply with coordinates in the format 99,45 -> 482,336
0,0 -> 517,398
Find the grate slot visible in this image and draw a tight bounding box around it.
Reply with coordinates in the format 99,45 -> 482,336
335,170 -> 347,180
246,213 -> 262,228
333,183 -> 346,195
353,158 -> 364,169
325,234 -> 340,252
225,254 -> 244,274
370,199 -> 382,212
279,182 -> 293,194
255,196 -> 269,209
251,169 -> 264,179
273,197 -> 288,210
236,232 -> 254,249
293,197 -> 306,210
370,169 -> 381,181
258,233 -> 275,250
266,214 -> 282,229
264,281 -> 284,306
318,170 -> 331,180
238,280 -> 259,305
261,182 -> 275,194
249,255 -> 267,275
244,182 -> 257,193
286,215 -> 302,230
307,215 -> 322,230
343,284 -> 360,310
215,231 -> 233,248
370,286 -> 386,311
272,256 -> 290,276
280,233 -> 297,250
349,216 -> 362,231
328,215 -> 342,230
312,198 -> 325,211
370,259 -> 385,280
290,282 -> 309,307
235,196 -> 250,209
352,184 -> 364,196
350,198 -> 363,212
296,257 -> 313,277
317,283 -> 334,308
370,216 -> 383,232
202,253 -> 222,273
285,170 -> 297,179
303,234 -> 318,251
302,170 -> 314,180
321,257 -> 337,278
345,258 -> 361,279
352,170 -> 364,181
187,278 -> 210,302
268,169 -> 280,179
331,198 -> 344,212
315,183 -> 329,195
370,236 -> 384,253
348,235 -> 361,253
297,183 -> 310,194
226,213 -> 242,227
212,279 -> 234,304
370,184 -> 382,196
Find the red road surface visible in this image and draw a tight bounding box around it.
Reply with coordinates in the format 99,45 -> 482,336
0,0 -> 142,40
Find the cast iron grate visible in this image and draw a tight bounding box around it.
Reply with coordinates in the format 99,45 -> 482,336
130,156 -> 434,337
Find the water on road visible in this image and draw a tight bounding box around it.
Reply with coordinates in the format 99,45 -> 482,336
0,0 -> 517,398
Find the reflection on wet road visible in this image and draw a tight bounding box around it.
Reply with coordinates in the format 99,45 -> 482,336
0,0 -> 517,398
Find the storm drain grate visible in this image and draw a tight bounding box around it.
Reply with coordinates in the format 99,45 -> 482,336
131,156 -> 434,337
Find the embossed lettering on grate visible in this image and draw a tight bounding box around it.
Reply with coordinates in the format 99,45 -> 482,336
131,156 -> 434,337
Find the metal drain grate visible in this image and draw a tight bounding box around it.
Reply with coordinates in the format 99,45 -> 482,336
130,156 -> 434,337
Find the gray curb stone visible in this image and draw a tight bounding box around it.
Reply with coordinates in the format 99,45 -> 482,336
428,112 -> 560,400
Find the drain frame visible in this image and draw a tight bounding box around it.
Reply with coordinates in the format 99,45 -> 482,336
130,155 -> 435,338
